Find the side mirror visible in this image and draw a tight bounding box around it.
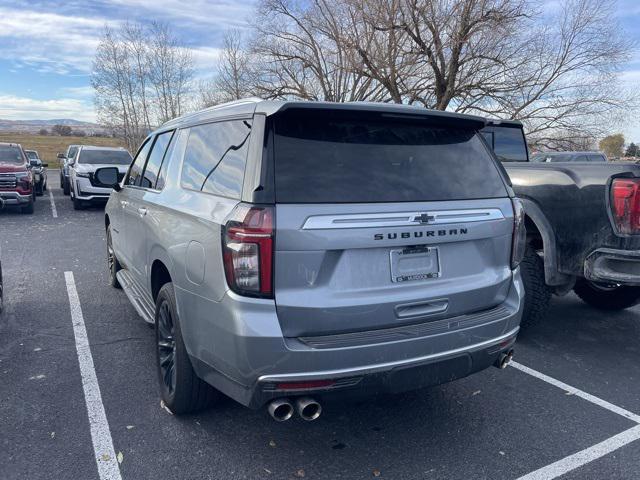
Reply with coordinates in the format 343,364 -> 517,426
57,153 -> 66,159
94,167 -> 121,192
68,158 -> 76,166
42,163 -> 49,168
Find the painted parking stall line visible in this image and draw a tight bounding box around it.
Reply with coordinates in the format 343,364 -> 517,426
511,361 -> 640,423
516,424 -> 640,480
512,360 -> 640,480
49,190 -> 58,218
64,271 -> 122,480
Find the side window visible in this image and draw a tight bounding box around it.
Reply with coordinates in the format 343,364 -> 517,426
181,120 -> 252,198
68,146 -> 78,159
156,130 -> 183,191
492,127 -> 528,162
126,139 -> 152,186
141,130 -> 174,189
588,154 -> 606,162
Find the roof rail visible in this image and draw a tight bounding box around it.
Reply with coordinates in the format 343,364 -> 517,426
163,97 -> 264,128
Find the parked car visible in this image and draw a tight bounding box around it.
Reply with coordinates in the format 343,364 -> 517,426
482,121 -> 640,326
68,146 -> 131,210
25,150 -> 48,195
100,99 -> 525,419
530,151 -> 607,163
0,142 -> 35,214
58,144 -> 80,196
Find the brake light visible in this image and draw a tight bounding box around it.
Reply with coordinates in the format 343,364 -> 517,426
611,178 -> 640,234
222,203 -> 274,297
511,198 -> 526,269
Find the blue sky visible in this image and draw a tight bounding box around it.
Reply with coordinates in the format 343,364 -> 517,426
0,0 -> 639,140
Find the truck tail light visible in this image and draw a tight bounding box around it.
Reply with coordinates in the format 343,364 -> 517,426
222,203 -> 274,298
511,198 -> 526,269
611,178 -> 640,234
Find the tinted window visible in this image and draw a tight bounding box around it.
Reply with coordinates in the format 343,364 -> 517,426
79,150 -> 132,165
25,151 -> 38,159
273,111 -> 508,203
482,126 -> 528,162
181,120 -> 251,198
126,141 -> 151,186
588,154 -> 606,162
0,146 -> 24,164
141,131 -> 174,189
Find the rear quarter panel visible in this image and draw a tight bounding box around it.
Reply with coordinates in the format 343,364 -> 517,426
505,162 -> 640,276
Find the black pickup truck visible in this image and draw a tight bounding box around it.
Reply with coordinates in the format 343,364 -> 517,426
481,122 -> 640,326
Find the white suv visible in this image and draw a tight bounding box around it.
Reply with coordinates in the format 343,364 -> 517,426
69,146 -> 131,210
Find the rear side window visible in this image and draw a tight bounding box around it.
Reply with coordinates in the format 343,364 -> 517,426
181,120 -> 251,199
588,154 -> 606,162
141,130 -> 174,189
127,141 -> 151,186
273,111 -> 508,203
481,126 -> 528,162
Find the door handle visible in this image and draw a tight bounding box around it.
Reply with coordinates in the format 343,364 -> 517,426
137,207 -> 148,217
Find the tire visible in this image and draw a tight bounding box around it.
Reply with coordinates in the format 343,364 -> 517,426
106,225 -> 121,289
573,279 -> 640,310
155,283 -> 219,414
519,246 -> 552,328
63,179 -> 70,196
21,201 -> 34,214
36,182 -> 43,196
43,180 -> 47,192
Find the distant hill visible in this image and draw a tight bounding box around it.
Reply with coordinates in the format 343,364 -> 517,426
0,118 -> 106,134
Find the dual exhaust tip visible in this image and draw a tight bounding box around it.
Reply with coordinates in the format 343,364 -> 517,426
268,397 -> 322,422
495,349 -> 514,369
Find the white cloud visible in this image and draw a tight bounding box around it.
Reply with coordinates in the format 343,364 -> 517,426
0,95 -> 96,122
0,7 -> 110,74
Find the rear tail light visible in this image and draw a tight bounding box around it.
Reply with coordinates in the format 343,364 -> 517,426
511,198 -> 526,269
611,178 -> 640,235
222,203 -> 274,298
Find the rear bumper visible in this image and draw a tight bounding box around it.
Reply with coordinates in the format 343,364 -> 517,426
584,248 -> 640,285
0,191 -> 32,205
183,269 -> 524,409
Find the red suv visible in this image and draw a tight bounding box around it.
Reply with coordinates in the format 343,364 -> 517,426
0,143 -> 35,214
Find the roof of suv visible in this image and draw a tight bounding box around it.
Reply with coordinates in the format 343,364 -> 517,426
158,98 -> 494,134
0,142 -> 22,148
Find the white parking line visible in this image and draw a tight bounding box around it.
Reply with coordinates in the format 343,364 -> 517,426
64,271 -> 122,480
48,190 -> 58,218
511,361 -> 640,423
516,424 -> 640,480
511,361 -> 640,480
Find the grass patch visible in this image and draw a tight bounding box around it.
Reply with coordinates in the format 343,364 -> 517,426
0,133 -> 126,169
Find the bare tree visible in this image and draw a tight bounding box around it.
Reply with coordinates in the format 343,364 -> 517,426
147,22 -> 194,123
92,22 -> 194,150
244,0 -> 634,148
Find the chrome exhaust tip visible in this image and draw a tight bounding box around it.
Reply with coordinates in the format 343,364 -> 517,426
268,398 -> 294,422
295,397 -> 322,421
495,349 -> 514,369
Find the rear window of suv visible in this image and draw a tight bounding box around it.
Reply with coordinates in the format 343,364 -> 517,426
78,149 -> 132,165
272,111 -> 508,203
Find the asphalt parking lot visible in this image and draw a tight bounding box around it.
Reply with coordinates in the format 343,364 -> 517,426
1,177 -> 639,480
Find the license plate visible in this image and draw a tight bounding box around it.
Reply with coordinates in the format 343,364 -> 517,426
389,246 -> 440,283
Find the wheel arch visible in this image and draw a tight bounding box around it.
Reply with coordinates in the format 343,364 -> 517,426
520,197 -> 570,286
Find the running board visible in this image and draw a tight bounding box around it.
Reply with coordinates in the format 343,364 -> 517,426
116,269 -> 155,324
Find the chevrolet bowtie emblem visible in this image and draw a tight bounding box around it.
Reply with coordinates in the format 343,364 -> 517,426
415,213 -> 436,224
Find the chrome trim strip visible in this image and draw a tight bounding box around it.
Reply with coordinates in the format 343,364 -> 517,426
302,208 -> 505,230
258,326 -> 519,382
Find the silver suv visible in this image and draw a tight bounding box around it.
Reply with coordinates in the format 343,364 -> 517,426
69,146 -> 131,210
100,99 -> 525,420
